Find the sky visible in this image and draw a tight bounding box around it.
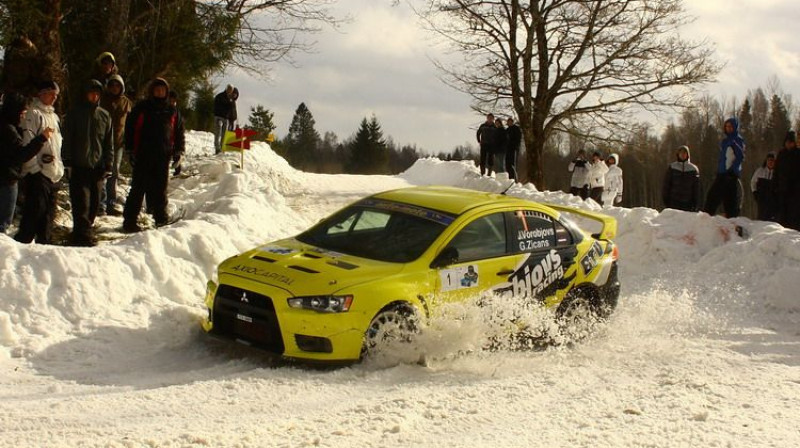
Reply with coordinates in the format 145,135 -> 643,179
224,0 -> 800,154
1,133 -> 800,446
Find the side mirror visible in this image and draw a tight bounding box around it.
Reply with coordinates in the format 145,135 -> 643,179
431,247 -> 459,268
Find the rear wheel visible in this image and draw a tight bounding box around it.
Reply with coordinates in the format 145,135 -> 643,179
555,287 -> 605,343
361,305 -> 419,358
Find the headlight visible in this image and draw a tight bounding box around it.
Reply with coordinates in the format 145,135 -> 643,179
287,295 -> 353,313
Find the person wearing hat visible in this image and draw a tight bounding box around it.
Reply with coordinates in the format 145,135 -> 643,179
213,84 -> 234,154
0,92 -> 54,233
704,117 -> 746,218
774,130 -> 800,230
122,77 -> 185,232
99,73 -> 133,216
602,153 -> 623,206
93,52 -> 119,86
15,80 -> 64,245
61,79 -> 114,246
662,145 -> 701,212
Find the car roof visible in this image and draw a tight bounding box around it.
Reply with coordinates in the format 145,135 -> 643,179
371,186 -> 544,216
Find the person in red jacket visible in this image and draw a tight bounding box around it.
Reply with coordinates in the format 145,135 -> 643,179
122,78 -> 185,232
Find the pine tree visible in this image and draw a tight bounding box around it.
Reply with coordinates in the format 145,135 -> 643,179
247,105 -> 276,141
187,79 -> 215,132
286,103 -> 320,171
347,115 -> 388,174
766,94 -> 791,151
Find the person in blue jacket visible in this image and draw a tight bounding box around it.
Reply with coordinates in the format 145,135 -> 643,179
704,117 -> 745,218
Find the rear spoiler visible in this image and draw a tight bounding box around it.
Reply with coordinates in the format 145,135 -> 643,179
544,204 -> 618,240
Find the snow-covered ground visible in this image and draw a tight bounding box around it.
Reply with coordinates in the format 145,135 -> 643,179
1,131 -> 799,447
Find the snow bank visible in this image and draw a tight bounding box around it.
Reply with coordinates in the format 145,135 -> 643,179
2,135 -> 798,356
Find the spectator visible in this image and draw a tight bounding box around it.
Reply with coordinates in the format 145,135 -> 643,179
227,87 -> 239,131
493,117 -> 507,175
168,90 -> 179,108
0,92 -> 52,233
505,117 -> 521,181
99,74 -> 132,216
568,149 -> 590,199
122,78 -> 185,232
93,52 -> 118,86
662,145 -> 701,212
750,152 -> 777,222
602,153 -> 623,206
61,80 -> 114,246
213,85 -> 234,154
476,113 -> 497,176
169,90 -> 183,176
704,117 -> 745,218
15,81 -> 64,245
588,151 -> 608,205
774,130 -> 800,230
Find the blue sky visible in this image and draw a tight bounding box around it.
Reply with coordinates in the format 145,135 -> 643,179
225,0 -> 800,154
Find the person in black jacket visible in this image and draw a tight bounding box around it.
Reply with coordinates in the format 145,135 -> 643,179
774,131 -> 800,230
505,117 -> 522,181
476,113 -> 496,176
213,85 -> 234,154
662,145 -> 701,211
122,78 -> 185,232
227,87 -> 239,131
62,80 -> 114,246
493,117 -> 507,175
0,93 -> 52,233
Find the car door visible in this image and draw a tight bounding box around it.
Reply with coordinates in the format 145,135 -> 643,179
501,209 -> 580,307
434,211 -> 521,305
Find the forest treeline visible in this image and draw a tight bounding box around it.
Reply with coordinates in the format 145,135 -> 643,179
252,81 -> 800,221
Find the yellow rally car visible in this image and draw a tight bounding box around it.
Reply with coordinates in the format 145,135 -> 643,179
201,186 -> 620,363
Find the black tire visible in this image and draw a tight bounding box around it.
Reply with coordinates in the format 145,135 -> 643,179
361,305 -> 419,358
555,287 -> 604,343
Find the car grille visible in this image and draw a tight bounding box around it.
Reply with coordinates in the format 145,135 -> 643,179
212,284 -> 285,354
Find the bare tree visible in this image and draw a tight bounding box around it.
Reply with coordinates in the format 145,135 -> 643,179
418,0 -> 721,188
215,0 -> 341,74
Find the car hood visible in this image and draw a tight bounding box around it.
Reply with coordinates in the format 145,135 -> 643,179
218,238 -> 407,295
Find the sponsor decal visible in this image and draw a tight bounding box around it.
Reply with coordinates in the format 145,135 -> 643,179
580,241 -> 603,275
259,246 -> 296,255
231,264 -> 295,286
440,264 -> 480,292
359,199 -> 455,225
514,210 -> 556,252
499,247 -> 578,300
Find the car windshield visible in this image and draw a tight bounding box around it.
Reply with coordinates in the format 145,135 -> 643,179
296,199 -> 454,263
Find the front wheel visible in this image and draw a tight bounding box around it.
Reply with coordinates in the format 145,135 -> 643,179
361,306 -> 419,359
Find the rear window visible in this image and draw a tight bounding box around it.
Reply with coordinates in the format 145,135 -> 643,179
297,199 -> 453,263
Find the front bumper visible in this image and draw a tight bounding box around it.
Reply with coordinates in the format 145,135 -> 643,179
202,277 -> 367,363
